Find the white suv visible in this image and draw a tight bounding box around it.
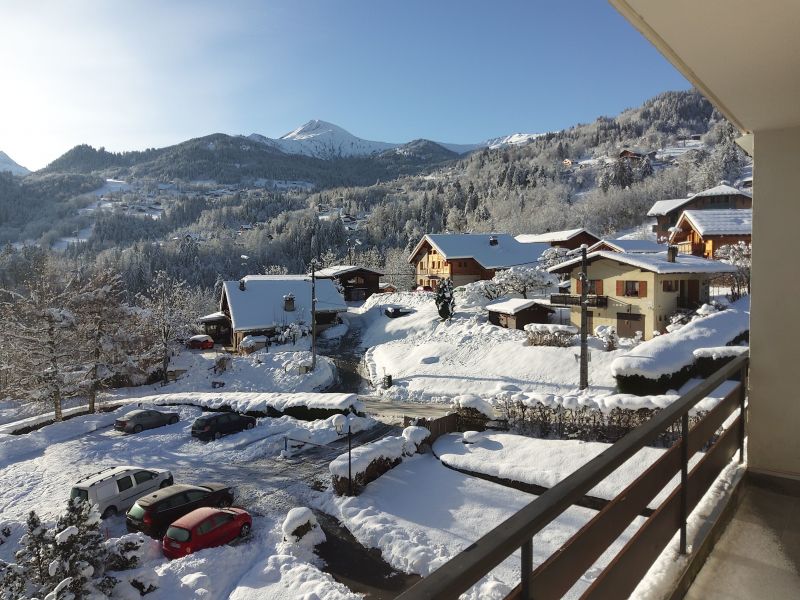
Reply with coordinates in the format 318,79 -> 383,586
70,465 -> 173,518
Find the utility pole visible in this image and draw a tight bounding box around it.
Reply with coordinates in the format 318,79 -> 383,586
579,244 -> 589,390
310,260 -> 318,371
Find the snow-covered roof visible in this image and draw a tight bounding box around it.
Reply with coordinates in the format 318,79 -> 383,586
515,228 -> 598,244
588,239 -> 664,254
548,250 -> 737,275
221,275 -> 346,332
313,265 -> 384,278
674,209 -> 752,237
486,298 -> 551,315
197,311 -> 226,323
409,234 -> 548,269
647,184 -> 752,216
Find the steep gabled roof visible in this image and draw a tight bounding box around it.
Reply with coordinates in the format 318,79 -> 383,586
588,239 -> 664,253
221,275 -> 346,332
313,265 -> 384,278
671,209 -> 752,240
408,233 -> 548,269
486,298 -> 553,315
515,228 -> 599,244
548,250 -> 736,275
647,184 -> 752,217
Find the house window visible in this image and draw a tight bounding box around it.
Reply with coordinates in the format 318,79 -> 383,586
662,280 -> 677,292
588,280 -> 603,295
616,280 -> 648,298
624,281 -> 640,297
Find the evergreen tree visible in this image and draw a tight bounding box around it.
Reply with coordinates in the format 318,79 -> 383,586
434,278 -> 455,320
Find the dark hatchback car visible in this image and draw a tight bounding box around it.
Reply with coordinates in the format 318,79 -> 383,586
191,412 -> 256,441
126,483 -> 235,538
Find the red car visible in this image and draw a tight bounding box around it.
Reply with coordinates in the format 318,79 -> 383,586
162,507 -> 251,559
186,335 -> 214,350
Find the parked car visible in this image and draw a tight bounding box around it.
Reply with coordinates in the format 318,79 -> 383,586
187,334 -> 214,350
126,483 -> 235,538
114,409 -> 180,433
162,507 -> 252,559
191,412 -> 256,441
384,306 -> 413,318
415,285 -> 433,292
70,466 -> 173,518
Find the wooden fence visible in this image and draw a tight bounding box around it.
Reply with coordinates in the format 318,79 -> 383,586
403,413 -> 460,444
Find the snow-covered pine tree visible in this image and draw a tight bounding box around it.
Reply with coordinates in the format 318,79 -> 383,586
492,265 -> 557,299
0,263 -> 78,421
49,499 -> 109,599
434,278 -> 455,321
12,510 -> 54,597
135,270 -> 195,384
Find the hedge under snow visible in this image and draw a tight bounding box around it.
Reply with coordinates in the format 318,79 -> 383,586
329,426 -> 430,479
452,394 -> 495,418
610,297 -> 749,380
151,391 -> 364,414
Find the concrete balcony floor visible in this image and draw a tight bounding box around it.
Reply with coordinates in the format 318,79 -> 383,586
685,474 -> 800,599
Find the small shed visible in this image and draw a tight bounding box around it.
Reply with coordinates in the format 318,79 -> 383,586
313,265 -> 384,301
198,311 -> 231,344
486,298 -> 554,330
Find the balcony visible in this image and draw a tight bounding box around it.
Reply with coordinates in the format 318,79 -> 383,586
550,293 -> 608,308
397,355 -> 759,600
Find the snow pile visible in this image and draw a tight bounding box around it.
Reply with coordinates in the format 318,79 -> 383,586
452,394 -> 495,418
152,391 -> 363,415
402,426 -> 431,451
611,297 -> 749,380
524,323 -> 579,334
463,431 -> 483,444
329,435 -> 405,479
281,508 -> 325,547
692,346 -> 749,360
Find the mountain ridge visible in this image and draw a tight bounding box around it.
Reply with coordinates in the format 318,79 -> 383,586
0,151 -> 30,176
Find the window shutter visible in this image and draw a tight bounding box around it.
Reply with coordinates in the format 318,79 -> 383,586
639,281 -> 648,298
576,278 -> 583,295
595,280 -> 604,295
616,280 -> 624,296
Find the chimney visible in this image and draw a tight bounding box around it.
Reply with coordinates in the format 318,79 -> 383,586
489,235 -> 498,246
667,246 -> 678,263
283,293 -> 295,312
239,279 -> 246,291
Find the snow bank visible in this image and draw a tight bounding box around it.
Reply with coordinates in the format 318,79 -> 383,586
524,323 -> 579,334
329,435 -> 405,479
692,346 -> 749,360
452,394 -> 495,418
611,298 -> 749,380
402,426 -> 431,451
434,432 -> 702,508
151,391 -> 363,415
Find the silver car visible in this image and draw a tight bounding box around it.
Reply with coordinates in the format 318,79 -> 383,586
114,409 -> 180,433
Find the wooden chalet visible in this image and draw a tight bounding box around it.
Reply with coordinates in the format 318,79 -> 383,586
313,265 -> 383,301
588,239 -> 664,254
618,147 -> 657,161
515,228 -> 601,250
408,233 -> 548,290
647,183 -> 752,239
486,298 -> 554,330
668,209 -> 752,258
201,275 -> 347,351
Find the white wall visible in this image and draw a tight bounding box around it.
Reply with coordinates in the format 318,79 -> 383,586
748,125 -> 800,478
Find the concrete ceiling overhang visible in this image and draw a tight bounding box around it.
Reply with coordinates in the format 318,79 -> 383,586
609,0 -> 800,134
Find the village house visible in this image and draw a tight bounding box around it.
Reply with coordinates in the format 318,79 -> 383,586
408,233 -> 548,289
618,147 -> 657,161
548,248 -> 735,340
515,228 -> 601,250
647,183 -> 752,239
486,298 -> 554,330
199,275 -> 347,351
312,265 -> 383,301
668,209 -> 752,258
588,238 -> 664,254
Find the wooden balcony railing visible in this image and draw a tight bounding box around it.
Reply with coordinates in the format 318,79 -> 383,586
397,352 -> 749,600
550,293 -> 609,308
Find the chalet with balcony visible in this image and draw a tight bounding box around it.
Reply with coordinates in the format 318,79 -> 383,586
312,265 -> 383,301
548,248 -> 735,339
408,233 -> 548,289
618,147 -> 657,161
515,228 -> 601,250
647,183 -> 752,239
205,275 -> 347,351
668,209 -> 752,258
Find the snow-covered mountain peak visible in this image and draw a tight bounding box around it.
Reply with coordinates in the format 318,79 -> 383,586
279,119 -> 351,142
0,151 -> 30,175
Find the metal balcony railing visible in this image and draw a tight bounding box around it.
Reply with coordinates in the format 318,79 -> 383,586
550,293 -> 609,307
397,352 -> 749,600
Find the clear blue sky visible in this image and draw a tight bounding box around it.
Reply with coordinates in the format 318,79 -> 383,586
1,0 -> 689,169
